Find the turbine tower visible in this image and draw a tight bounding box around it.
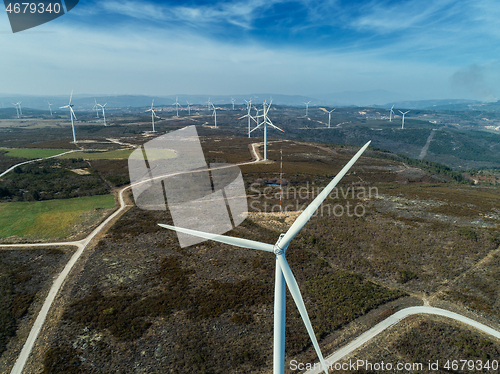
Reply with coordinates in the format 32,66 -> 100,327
389,105 -> 394,122
399,110 -> 409,129
239,99 -> 257,138
186,101 -> 191,116
158,141 -> 371,374
211,103 -> 217,128
12,102 -> 20,118
173,96 -> 181,117
249,100 -> 284,160
93,99 -> 100,118
97,103 -> 107,126
304,101 -> 311,116
59,91 -> 77,143
327,108 -> 335,128
146,100 -> 158,132
231,97 -> 235,110
47,101 -> 53,116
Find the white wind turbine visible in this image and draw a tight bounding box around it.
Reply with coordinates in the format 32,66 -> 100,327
173,96 -> 181,117
239,99 -> 257,138
146,100 -> 159,132
186,101 -> 191,116
249,100 -> 284,160
399,110 -> 409,129
304,101 -> 311,116
97,103 -> 107,126
47,101 -> 53,116
389,105 -> 394,122
60,91 -> 77,143
93,99 -> 100,118
231,97 -> 235,110
12,102 -> 20,118
211,103 -> 217,128
327,109 -> 335,128
206,98 -> 212,111
158,141 -> 371,374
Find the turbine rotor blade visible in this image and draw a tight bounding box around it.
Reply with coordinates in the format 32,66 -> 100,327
70,107 -> 77,120
277,255 -> 329,374
158,224 -> 275,253
69,90 -> 73,105
280,141 -> 371,247
269,123 -> 285,133
248,123 -> 264,133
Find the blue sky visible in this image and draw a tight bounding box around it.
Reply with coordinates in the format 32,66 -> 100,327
1,0 -> 500,101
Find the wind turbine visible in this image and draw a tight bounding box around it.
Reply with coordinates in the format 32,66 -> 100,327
327,109 -> 335,128
399,110 -> 409,129
186,101 -> 191,116
146,100 -> 158,132
158,141 -> 371,374
304,101 -> 311,116
389,105 -> 394,122
60,91 -> 77,143
47,101 -> 53,116
93,99 -> 100,118
206,98 -> 212,111
12,102 -> 20,118
239,99 -> 257,138
173,96 -> 181,117
231,97 -> 235,110
97,103 -> 107,126
211,103 -> 217,128
249,100 -> 285,160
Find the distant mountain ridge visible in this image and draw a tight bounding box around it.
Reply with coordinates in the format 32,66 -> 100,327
0,92 -> 491,111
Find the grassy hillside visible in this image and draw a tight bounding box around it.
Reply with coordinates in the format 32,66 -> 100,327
0,194 -> 115,240
0,148 -> 69,159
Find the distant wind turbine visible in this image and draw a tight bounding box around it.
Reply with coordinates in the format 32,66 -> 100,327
158,140 -> 371,374
47,101 -> 53,116
399,110 -> 409,129
231,97 -> 235,110
93,99 -> 100,118
12,102 -> 20,118
97,103 -> 107,126
249,99 -> 285,160
211,103 -> 217,128
206,98 -> 212,111
389,105 -> 394,122
327,108 -> 335,128
146,100 -> 158,132
304,101 -> 311,116
173,96 -> 181,117
60,90 -> 77,143
239,99 -> 257,138
186,101 -> 191,116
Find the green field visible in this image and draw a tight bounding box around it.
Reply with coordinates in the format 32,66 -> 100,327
59,148 -> 176,160
0,195 -> 115,240
0,148 -> 69,159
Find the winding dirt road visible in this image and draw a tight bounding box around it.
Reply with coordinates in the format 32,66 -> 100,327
305,306 -> 500,373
